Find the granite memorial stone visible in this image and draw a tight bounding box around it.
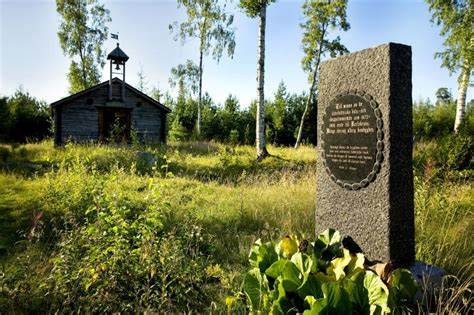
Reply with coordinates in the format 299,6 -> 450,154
315,43 -> 414,268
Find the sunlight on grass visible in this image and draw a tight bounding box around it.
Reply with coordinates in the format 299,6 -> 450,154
0,140 -> 472,312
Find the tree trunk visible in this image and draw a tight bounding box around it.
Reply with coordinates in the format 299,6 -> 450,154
294,74 -> 316,149
79,47 -> 87,90
454,60 -> 470,132
256,4 -> 269,160
197,49 -> 203,137
294,27 -> 326,149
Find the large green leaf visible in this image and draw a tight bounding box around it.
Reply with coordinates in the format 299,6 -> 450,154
303,295 -> 327,314
270,279 -> 297,315
291,252 -> 313,281
314,229 -> 342,262
326,248 -> 352,280
346,252 -> 365,275
249,239 -> 279,273
315,271 -> 336,284
388,268 -> 418,312
304,282 -> 352,314
297,275 -> 322,300
265,259 -> 288,280
323,282 -> 352,314
346,270 -> 389,315
243,267 -> 270,312
280,260 -> 304,292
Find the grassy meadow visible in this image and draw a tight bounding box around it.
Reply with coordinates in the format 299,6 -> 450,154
0,140 -> 472,312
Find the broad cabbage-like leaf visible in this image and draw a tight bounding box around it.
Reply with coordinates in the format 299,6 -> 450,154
291,252 -> 313,280
326,248 -> 352,280
388,268 -> 418,312
281,260 -> 303,292
297,275 -> 322,300
346,270 -> 389,315
346,252 -> 365,275
270,279 -> 297,315
314,229 -> 343,262
243,267 -> 270,312
304,282 -> 352,314
249,239 -> 279,273
265,259 -> 288,280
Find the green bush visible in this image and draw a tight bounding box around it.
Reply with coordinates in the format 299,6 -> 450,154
413,101 -> 454,140
46,179 -> 216,313
413,99 -> 474,141
431,131 -> 473,179
241,229 -> 418,314
0,89 -> 51,143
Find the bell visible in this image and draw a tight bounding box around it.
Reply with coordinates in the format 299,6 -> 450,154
115,61 -> 121,70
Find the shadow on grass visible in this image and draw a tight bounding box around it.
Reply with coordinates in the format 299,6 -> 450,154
0,190 -> 41,256
167,157 -> 316,185
168,142 -> 221,156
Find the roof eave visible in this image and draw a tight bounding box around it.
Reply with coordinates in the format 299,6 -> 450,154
50,78 -> 172,113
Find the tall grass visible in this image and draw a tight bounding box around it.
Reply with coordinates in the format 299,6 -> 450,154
415,176 -> 473,273
0,140 -> 472,312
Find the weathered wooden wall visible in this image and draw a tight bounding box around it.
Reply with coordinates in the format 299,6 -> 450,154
54,80 -> 168,144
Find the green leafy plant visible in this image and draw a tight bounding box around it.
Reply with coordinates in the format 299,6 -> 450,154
45,177 -> 216,313
243,229 -> 418,314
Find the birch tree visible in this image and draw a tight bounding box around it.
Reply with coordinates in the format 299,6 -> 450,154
240,0 -> 275,160
169,60 -> 200,99
56,0 -> 111,94
294,0 -> 350,148
426,0 -> 473,132
170,0 -> 235,137
137,66 -> 148,93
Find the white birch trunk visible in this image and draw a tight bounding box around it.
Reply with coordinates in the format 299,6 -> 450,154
197,49 -> 203,136
294,26 -> 326,149
294,70 -> 317,149
454,61 -> 470,132
256,4 -> 268,160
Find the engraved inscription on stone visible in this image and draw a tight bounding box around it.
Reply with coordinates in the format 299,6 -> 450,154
321,92 -> 383,189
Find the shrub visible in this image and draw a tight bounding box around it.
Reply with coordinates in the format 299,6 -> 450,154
0,89 -> 51,143
46,179 -> 216,313
432,131 -> 473,179
241,229 -> 418,314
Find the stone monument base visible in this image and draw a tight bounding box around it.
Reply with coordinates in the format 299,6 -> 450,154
410,261 -> 445,303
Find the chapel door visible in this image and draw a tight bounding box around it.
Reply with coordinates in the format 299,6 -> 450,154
99,109 -> 131,143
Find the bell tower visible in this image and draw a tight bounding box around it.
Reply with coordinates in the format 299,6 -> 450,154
107,43 -> 129,100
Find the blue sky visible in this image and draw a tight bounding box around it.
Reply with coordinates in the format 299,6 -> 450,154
0,0 -> 471,107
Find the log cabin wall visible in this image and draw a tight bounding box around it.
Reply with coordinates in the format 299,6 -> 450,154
61,99 -> 99,143
52,79 -> 170,145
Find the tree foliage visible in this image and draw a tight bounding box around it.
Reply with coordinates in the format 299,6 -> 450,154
239,0 -> 275,17
56,0 -> 111,94
165,81 -> 317,146
435,87 -> 452,104
136,66 -> 149,93
300,0 -> 350,76
295,0 -> 350,148
413,95 -> 474,140
426,0 -> 473,131
426,0 -> 473,73
0,88 -> 51,143
170,0 -> 236,136
169,60 -> 200,97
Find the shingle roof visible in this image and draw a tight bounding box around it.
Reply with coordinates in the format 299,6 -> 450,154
107,43 -> 129,62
